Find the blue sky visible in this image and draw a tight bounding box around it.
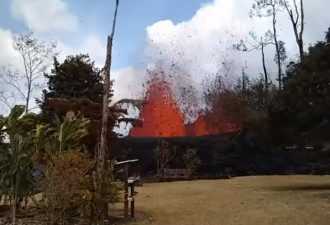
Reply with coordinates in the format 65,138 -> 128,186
0,0 -> 209,70
66,0 -> 210,70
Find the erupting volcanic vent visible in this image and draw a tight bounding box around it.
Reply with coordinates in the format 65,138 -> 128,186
185,114 -> 238,137
130,70 -> 186,137
129,69 -> 238,138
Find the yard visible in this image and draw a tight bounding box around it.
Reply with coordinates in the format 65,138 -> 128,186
124,176 -> 330,225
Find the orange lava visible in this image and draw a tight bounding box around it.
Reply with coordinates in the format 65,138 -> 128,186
130,70 -> 239,138
130,71 -> 186,137
184,114 -> 238,137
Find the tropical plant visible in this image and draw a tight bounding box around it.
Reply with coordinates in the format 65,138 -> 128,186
0,105 -> 37,224
55,112 -> 90,153
87,160 -> 123,223
35,111 -> 90,162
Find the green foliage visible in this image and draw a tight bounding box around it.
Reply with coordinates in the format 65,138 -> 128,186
0,105 -> 37,224
56,112 -> 90,153
326,27 -> 330,43
37,54 -> 108,123
213,77 -> 272,130
41,54 -> 104,102
37,53 -> 142,155
39,150 -> 95,225
86,160 -> 123,222
35,111 -> 90,161
36,54 -> 132,151
269,35 -> 330,145
33,112 -> 122,224
1,105 -> 37,136
0,135 -> 34,203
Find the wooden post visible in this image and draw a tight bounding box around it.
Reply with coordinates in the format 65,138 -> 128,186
123,164 -> 129,218
130,185 -> 135,218
115,159 -> 139,219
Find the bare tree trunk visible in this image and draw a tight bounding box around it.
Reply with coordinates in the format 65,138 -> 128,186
299,0 -> 304,57
261,42 -> 268,91
97,0 -> 120,224
25,86 -> 31,114
242,67 -> 246,91
272,4 -> 282,89
11,176 -> 16,225
283,0 -> 305,61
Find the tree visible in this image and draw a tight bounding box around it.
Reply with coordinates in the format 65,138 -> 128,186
220,79 -> 270,129
326,27 -> 330,43
274,40 -> 288,82
154,140 -> 176,180
183,149 -> 201,179
269,30 -> 330,146
37,54 -> 105,122
37,54 -> 141,154
274,40 -> 287,64
0,31 -> 57,113
281,0 -> 305,60
205,71 -> 275,149
97,0 -> 120,223
250,0 -> 284,89
235,31 -> 273,90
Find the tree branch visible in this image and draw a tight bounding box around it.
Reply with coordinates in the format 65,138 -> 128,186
299,0 -> 304,42
293,0 -> 300,24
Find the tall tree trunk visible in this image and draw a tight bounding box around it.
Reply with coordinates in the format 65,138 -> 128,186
272,5 -> 282,89
11,175 -> 16,225
25,87 -> 30,114
97,0 -> 120,224
284,0 -> 305,61
261,42 -> 268,91
298,0 -> 304,60
242,67 -> 246,91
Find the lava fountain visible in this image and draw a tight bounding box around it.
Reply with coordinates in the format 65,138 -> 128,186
129,69 -> 239,138
130,70 -> 186,137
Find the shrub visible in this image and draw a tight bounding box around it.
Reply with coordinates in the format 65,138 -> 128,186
86,161 -> 123,222
154,140 -> 176,180
183,149 -> 201,179
39,150 -> 123,224
40,150 -> 94,225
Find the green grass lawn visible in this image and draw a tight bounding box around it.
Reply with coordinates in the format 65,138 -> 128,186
122,176 -> 330,225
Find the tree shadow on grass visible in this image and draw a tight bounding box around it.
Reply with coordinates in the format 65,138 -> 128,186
272,184 -> 330,192
271,184 -> 330,202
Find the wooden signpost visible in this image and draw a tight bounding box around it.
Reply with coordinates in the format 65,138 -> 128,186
115,159 -> 140,218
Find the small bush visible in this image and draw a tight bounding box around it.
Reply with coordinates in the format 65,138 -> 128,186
183,149 -> 201,179
40,150 -> 94,225
85,160 -> 123,222
154,140 -> 176,180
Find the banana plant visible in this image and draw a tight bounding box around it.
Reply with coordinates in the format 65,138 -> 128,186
56,111 -> 89,153
35,111 -> 90,157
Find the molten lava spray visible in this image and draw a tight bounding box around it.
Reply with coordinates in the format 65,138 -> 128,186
130,71 -> 186,137
130,69 -> 239,138
184,114 -> 238,137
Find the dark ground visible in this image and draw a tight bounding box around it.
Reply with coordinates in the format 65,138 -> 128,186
111,133 -> 330,178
